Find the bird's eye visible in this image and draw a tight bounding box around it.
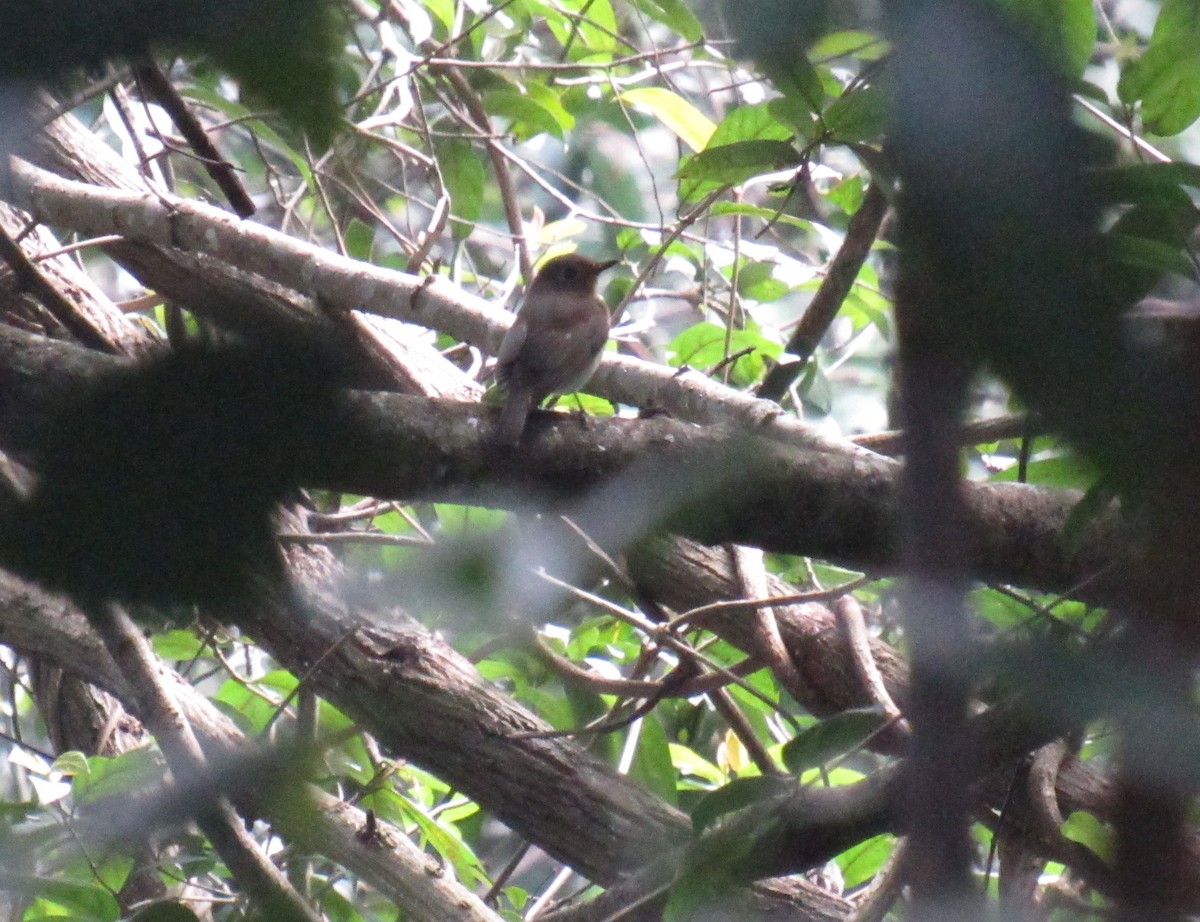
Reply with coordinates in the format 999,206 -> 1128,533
562,266 -> 578,281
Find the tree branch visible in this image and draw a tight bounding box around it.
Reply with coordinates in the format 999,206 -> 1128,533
0,324 -> 1121,599
5,150 -> 866,454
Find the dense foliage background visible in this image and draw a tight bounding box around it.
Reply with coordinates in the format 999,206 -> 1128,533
0,0 -> 1198,920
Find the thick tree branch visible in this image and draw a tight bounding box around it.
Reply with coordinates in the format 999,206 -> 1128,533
0,324 -> 1120,599
5,151 -> 862,454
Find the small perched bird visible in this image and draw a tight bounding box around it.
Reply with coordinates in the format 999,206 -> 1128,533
494,254 -> 618,445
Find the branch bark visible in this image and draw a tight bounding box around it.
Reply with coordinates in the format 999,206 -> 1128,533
0,323 -> 1120,600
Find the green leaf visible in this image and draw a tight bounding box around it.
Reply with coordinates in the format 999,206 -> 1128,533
667,320 -> 782,385
766,95 -> 821,140
990,453 -> 1100,488
423,0 -> 457,34
1059,0 -> 1099,78
676,140 -> 801,184
809,30 -> 889,62
579,0 -> 619,56
517,684 -> 576,731
532,0 -> 618,57
619,87 -> 715,152
71,747 -> 164,805
972,586 -> 1039,631
527,83 -> 576,132
344,218 -> 375,261
628,0 -> 700,38
669,743 -> 725,785
709,200 -> 817,234
49,751 -> 89,777
628,0 -> 705,41
1119,0 -> 1200,135
628,716 -> 679,806
827,175 -> 865,213
1091,161 -> 1200,202
667,322 -> 728,369
91,854 -> 135,896
824,84 -> 888,143
839,279 -> 892,335
400,794 -> 489,887
151,628 -> 206,660
1119,38 -> 1200,135
1105,233 -> 1198,281
486,89 -> 561,141
214,669 -> 298,733
838,834 -> 896,889
434,138 -> 487,239
690,775 -> 793,833
735,261 -> 790,303
705,102 -> 795,147
1061,811 -> 1115,864
781,707 -> 888,774
9,875 -> 120,922
676,104 -> 797,200
742,276 -> 789,303
1095,179 -> 1200,301
995,0 -> 1096,78
1152,0 -> 1200,47
433,503 -> 508,533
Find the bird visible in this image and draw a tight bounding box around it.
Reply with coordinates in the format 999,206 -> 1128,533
494,253 -> 618,445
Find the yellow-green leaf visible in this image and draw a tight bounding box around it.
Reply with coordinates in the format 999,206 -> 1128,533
1061,811 -> 1115,864
619,87 -> 715,152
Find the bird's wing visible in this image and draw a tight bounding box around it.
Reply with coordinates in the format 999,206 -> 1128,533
495,316 -> 528,383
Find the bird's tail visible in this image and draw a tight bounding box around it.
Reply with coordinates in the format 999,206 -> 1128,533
495,385 -> 535,446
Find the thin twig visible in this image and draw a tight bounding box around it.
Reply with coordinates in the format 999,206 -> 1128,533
132,60 -> 256,218
728,544 -> 812,703
278,531 -> 431,547
832,595 -> 906,727
709,685 -> 780,776
531,632 -> 759,697
668,577 -> 872,632
852,414 -> 1037,456
535,571 -> 785,713
437,64 -> 532,280
612,186 -> 728,325
758,182 -> 888,402
0,225 -> 116,353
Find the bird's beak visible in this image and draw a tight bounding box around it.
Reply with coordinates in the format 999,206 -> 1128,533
597,259 -> 620,272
